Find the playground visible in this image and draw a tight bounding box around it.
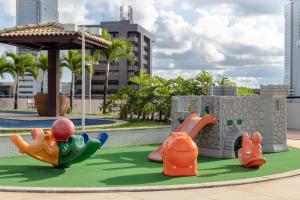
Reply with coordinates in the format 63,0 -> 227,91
0,84 -> 292,192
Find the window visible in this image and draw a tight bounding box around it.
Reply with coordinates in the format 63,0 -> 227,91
94,71 -> 106,76
19,91 -> 33,94
20,79 -> 33,82
227,120 -> 233,126
92,80 -> 104,85
205,106 -> 211,114
108,80 -> 119,85
237,119 -> 242,125
75,80 -> 82,85
19,86 -> 33,89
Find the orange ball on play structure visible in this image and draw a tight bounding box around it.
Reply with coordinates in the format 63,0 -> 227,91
51,118 -> 75,142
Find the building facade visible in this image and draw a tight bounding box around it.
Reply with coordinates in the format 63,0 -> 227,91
0,83 -> 14,98
16,0 -> 59,98
284,0 -> 300,96
75,20 -> 154,98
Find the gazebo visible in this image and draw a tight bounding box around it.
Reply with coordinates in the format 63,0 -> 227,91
0,22 -> 111,117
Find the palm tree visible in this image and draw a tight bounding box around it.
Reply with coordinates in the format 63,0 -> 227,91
98,30 -> 133,114
60,50 -> 95,112
195,71 -> 213,95
36,53 -> 48,93
60,50 -> 82,111
1,52 -> 37,109
215,75 -> 236,87
86,53 -> 99,113
0,56 -> 8,78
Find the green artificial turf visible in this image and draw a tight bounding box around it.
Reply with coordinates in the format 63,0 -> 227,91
0,145 -> 299,188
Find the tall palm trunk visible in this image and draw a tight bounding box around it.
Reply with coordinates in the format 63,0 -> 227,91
14,76 -> 19,110
69,73 -> 74,111
40,71 -> 45,93
103,61 -> 110,114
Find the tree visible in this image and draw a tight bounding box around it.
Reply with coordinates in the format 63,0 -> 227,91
215,75 -> 236,87
60,50 -> 95,112
0,56 -> 8,78
238,87 -> 256,96
36,53 -> 48,93
129,72 -> 158,119
0,52 -> 37,109
98,30 -> 133,114
60,50 -> 82,111
195,71 -> 213,95
86,53 -> 99,113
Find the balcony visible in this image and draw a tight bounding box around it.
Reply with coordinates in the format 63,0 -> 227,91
93,74 -> 119,80
91,85 -> 119,90
128,66 -> 139,71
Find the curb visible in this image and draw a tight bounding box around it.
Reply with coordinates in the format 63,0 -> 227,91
0,168 -> 300,193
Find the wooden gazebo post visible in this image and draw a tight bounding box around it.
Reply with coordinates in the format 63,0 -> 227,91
48,48 -> 60,116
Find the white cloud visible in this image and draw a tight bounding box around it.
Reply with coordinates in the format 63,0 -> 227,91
152,3 -> 285,87
154,11 -> 192,55
59,0 -> 96,24
0,44 -> 15,56
0,0 -> 15,17
131,0 -> 159,32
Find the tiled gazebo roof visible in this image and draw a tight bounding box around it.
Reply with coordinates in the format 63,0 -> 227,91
0,22 -> 111,50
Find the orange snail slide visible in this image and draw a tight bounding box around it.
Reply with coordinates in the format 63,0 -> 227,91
148,114 -> 217,162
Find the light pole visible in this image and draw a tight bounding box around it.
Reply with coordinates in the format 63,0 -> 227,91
81,26 -> 86,130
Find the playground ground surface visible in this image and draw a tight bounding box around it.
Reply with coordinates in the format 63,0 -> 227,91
0,144 -> 299,188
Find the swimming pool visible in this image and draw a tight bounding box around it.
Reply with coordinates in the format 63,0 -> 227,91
0,118 -> 116,129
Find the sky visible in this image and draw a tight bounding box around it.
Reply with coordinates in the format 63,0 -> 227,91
0,0 -> 289,88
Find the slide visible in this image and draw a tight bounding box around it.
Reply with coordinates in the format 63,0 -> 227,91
148,114 -> 217,162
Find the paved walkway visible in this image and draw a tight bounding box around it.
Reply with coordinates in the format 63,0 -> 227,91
287,129 -> 300,140
1,139 -> 300,200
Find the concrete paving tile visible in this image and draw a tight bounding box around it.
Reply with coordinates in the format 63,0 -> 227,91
205,188 -> 285,200
122,188 -> 232,200
287,139 -> 300,148
231,176 -> 300,199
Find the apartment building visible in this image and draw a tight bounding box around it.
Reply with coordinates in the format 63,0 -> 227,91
75,19 -> 154,98
284,0 -> 300,96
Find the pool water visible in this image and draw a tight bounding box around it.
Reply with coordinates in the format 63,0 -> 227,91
0,118 -> 115,129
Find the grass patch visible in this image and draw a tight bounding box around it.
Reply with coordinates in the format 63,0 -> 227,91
0,145 -> 299,187
77,119 -> 169,131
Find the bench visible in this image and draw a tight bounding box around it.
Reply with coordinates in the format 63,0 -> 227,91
27,99 -> 36,109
